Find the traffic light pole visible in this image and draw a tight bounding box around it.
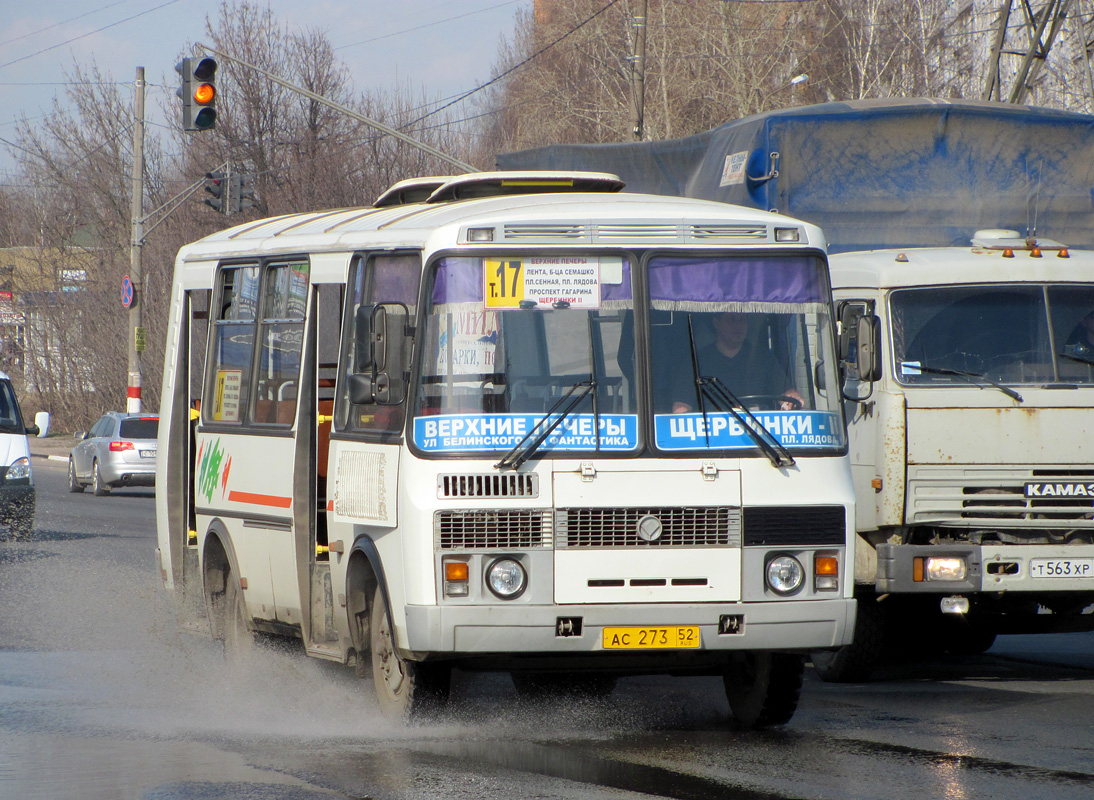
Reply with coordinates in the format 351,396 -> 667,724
128,66 -> 145,413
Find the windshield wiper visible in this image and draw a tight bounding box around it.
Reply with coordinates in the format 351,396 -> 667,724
903,362 -> 1023,403
685,316 -> 795,468
494,379 -> 595,471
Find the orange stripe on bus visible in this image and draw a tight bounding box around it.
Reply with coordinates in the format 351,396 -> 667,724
228,490 -> 292,509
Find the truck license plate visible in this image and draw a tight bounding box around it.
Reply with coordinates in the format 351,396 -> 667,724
602,626 -> 700,649
1028,558 -> 1094,578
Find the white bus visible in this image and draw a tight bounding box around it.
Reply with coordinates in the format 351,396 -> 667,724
155,172 -> 855,727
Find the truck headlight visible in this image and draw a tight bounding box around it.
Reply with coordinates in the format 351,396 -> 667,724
926,556 -> 967,582
486,558 -> 527,599
766,555 -> 804,595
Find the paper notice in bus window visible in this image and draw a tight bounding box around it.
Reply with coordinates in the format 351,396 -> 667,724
484,256 -> 602,310
720,151 -> 748,187
435,309 -> 499,375
213,369 -> 242,421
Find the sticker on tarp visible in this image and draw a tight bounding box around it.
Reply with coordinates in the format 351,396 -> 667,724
654,411 -> 842,451
720,151 -> 749,187
485,256 -> 614,310
415,413 -> 638,452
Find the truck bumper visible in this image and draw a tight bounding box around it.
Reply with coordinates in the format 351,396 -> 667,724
877,542 -> 1094,593
404,598 -> 856,657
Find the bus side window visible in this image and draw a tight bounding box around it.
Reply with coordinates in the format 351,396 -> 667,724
204,265 -> 259,424
336,253 -> 421,435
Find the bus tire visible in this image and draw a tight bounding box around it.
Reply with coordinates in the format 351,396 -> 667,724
511,672 -> 617,699
370,586 -> 450,722
724,651 -> 804,728
811,597 -> 885,683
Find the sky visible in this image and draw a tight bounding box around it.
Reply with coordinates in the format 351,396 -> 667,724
0,0 -> 530,179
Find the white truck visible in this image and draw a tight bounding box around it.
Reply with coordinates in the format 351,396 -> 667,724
820,232 -> 1094,678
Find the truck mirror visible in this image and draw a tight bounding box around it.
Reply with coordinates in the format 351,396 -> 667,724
856,314 -> 882,382
34,411 -> 50,438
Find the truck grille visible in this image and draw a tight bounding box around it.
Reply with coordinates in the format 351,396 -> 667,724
435,509 -> 552,550
908,466 -> 1094,526
554,507 -> 741,548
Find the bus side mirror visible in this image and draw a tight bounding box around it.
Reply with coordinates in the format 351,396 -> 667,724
33,411 -> 50,438
351,303 -> 411,405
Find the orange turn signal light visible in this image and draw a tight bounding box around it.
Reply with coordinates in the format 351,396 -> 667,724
444,561 -> 469,582
814,556 -> 839,575
913,557 -> 925,582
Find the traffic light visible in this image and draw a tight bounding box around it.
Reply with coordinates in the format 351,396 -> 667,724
204,171 -> 226,213
231,172 -> 256,214
175,56 -> 217,132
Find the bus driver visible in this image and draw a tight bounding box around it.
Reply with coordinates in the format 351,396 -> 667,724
672,312 -> 803,413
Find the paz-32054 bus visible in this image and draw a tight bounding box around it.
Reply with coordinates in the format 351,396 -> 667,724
155,172 -> 855,727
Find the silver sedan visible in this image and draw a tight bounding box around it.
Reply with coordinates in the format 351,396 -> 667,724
68,412 -> 158,496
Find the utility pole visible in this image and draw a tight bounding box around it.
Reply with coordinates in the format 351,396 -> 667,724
982,0 -> 1075,103
127,66 -> 145,413
628,0 -> 648,140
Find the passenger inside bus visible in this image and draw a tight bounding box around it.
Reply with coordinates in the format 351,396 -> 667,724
670,312 -> 802,412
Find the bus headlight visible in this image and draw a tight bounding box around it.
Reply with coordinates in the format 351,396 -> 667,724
486,558 -> 527,599
766,555 -> 804,595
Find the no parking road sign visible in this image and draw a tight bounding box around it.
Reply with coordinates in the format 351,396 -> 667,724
121,275 -> 135,309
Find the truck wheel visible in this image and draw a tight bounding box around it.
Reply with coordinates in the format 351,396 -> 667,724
511,672 -> 617,699
370,586 -> 450,722
811,597 -> 886,683
92,462 -> 110,496
68,459 -> 84,493
724,651 -> 804,728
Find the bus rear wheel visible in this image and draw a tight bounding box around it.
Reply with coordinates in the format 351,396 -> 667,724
370,586 -> 450,722
723,651 -> 804,728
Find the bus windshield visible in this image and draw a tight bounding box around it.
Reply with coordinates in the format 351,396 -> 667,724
411,252 -> 843,458
892,283 -> 1094,386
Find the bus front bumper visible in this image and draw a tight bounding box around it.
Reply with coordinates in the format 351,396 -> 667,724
404,598 -> 855,656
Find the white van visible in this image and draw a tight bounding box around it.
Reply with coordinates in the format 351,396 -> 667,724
0,371 -> 50,539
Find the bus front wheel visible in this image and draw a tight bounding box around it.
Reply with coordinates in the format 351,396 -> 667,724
369,586 -> 450,722
723,651 -> 804,728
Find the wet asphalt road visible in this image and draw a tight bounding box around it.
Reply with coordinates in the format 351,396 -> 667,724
1,454 -> 1092,800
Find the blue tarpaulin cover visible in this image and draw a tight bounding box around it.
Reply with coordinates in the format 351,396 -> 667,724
497,98 -> 1094,252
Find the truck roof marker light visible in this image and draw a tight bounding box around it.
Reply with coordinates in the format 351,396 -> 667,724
895,253 -> 908,262
1030,247 -> 1042,258
1058,247 -> 1070,258
1002,248 -> 1014,258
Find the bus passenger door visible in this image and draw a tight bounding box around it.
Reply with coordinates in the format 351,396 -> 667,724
300,283 -> 343,655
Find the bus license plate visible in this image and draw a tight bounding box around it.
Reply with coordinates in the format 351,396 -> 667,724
602,626 -> 700,649
1029,558 -> 1094,578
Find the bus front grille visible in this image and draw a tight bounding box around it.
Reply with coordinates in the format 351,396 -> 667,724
554,507 -> 741,548
437,472 -> 539,499
435,509 -> 552,550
